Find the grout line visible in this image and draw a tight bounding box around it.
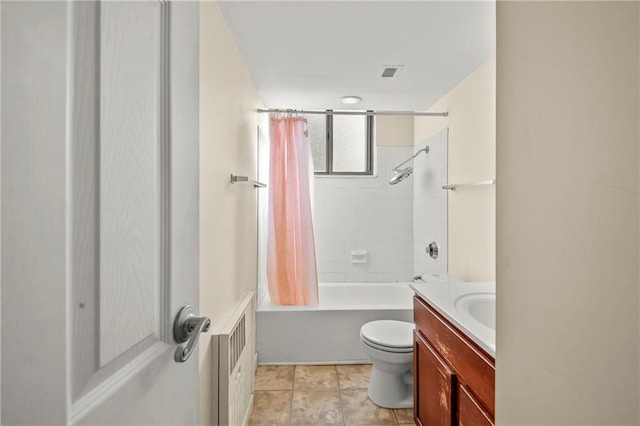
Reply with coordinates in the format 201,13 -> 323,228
290,393 -> 295,426
332,365 -> 340,390
292,365 -> 297,391
332,365 -> 347,425
289,365 -> 297,424
392,408 -> 400,425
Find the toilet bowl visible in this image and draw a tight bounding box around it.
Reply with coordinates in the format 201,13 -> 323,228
360,320 -> 414,409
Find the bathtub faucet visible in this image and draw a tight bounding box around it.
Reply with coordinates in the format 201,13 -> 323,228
412,274 -> 425,282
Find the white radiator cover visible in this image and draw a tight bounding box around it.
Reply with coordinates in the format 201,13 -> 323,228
211,292 -> 256,426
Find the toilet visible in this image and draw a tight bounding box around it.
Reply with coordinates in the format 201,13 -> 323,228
360,320 -> 415,409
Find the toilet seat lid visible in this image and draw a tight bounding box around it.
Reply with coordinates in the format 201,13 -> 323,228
360,320 -> 414,349
361,337 -> 414,354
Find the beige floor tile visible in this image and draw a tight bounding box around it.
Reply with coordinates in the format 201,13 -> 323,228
291,390 -> 344,425
255,365 -> 295,391
336,364 -> 372,389
248,391 -> 292,425
394,408 -> 414,424
294,365 -> 339,390
340,389 -> 397,425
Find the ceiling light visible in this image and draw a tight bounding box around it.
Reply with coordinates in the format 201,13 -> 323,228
340,96 -> 362,105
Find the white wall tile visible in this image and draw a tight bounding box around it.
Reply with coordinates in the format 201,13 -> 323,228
262,138 -> 448,285
414,129 -> 448,276
318,272 -> 346,283
313,146 -> 415,282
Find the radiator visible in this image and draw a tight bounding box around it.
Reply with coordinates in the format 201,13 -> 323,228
211,292 -> 255,426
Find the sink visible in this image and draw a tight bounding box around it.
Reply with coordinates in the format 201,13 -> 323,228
454,293 -> 495,330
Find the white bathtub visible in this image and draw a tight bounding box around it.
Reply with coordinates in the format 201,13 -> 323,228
256,282 -> 415,364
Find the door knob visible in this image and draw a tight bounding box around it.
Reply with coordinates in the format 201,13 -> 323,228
173,305 -> 210,363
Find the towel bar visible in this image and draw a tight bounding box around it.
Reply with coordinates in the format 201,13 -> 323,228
230,174 -> 267,188
442,179 -> 495,191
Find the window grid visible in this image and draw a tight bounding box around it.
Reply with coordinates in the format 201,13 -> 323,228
314,112 -> 374,176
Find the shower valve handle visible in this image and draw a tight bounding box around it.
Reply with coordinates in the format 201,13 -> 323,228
427,241 -> 439,260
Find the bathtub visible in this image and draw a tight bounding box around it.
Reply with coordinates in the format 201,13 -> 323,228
256,282 -> 415,364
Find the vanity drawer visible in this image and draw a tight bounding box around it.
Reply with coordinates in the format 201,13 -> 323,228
413,295 -> 495,417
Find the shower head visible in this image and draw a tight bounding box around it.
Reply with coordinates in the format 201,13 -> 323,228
388,145 -> 429,186
389,167 -> 414,185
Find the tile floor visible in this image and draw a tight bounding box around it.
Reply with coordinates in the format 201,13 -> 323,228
249,364 -> 415,425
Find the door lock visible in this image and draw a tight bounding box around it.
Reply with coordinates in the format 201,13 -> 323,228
173,305 -> 210,363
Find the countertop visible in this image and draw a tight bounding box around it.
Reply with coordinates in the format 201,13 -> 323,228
410,281 -> 496,358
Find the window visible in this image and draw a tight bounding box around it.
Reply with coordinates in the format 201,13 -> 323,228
308,112 -> 374,175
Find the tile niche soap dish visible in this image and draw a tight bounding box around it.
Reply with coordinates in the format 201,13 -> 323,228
351,250 -> 368,264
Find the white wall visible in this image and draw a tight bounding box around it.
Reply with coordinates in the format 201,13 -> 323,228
497,2 -> 639,424
199,2 -> 263,424
376,115 -> 414,147
256,123 -> 269,306
415,58 -> 495,282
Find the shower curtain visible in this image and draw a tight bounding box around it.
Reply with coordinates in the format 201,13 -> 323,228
267,116 -> 319,306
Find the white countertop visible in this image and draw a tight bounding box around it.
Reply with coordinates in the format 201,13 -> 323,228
410,281 -> 496,358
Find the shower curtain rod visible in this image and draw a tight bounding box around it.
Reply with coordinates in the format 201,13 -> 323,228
256,108 -> 448,117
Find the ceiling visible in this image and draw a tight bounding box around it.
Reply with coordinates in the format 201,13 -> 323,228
218,1 -> 495,111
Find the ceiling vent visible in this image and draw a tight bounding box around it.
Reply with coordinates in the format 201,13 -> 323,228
380,65 -> 403,78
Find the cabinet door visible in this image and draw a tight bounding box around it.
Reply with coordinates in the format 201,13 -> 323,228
459,385 -> 494,426
414,331 -> 456,426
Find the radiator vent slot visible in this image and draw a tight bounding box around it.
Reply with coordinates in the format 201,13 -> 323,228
229,314 -> 246,373
211,292 -> 255,426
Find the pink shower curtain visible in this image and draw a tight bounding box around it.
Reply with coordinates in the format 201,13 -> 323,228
267,116 -> 319,305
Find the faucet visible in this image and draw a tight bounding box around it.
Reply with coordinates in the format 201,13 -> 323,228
412,274 -> 425,282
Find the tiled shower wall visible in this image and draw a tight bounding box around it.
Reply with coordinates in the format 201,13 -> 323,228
413,129 -> 448,275
313,146 -> 415,282
258,130 -> 449,296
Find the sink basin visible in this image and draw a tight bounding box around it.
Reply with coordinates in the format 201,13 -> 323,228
454,293 -> 495,330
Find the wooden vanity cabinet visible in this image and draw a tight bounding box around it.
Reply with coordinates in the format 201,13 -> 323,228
414,330 -> 456,426
413,295 -> 495,426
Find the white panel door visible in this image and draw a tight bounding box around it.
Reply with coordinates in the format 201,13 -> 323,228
1,1 -> 201,424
